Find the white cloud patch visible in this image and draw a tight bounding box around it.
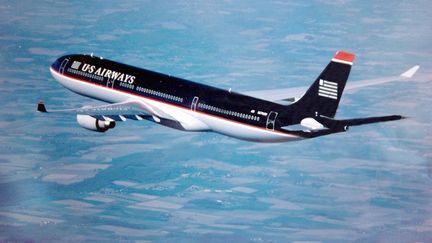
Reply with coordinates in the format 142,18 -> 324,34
362,17 -> 385,24
42,163 -> 111,185
28,47 -> 65,56
160,21 -> 186,30
283,33 -> 315,42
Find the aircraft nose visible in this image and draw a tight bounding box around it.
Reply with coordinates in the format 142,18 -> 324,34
50,55 -> 73,73
50,56 -> 63,72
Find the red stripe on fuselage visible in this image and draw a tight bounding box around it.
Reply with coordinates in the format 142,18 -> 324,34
50,67 -> 300,138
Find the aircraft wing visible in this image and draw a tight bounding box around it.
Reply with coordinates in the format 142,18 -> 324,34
241,65 -> 420,103
37,99 -> 167,121
37,99 -> 209,132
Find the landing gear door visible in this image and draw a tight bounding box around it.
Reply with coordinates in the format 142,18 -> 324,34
191,96 -> 199,111
266,111 -> 278,130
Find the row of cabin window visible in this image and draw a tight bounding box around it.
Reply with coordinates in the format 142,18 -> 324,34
136,86 -> 183,103
68,68 -> 104,81
197,103 -> 260,121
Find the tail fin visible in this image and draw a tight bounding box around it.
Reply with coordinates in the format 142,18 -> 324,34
294,51 -> 355,118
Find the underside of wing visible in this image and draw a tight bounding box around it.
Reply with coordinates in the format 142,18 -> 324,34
37,99 -> 208,132
37,100 -> 163,132
37,99 -> 162,117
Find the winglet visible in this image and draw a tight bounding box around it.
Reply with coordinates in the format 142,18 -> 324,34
400,65 -> 420,78
332,51 -> 355,65
37,101 -> 47,112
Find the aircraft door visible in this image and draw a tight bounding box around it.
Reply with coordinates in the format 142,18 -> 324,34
59,58 -> 69,74
106,77 -> 115,88
266,111 -> 278,130
191,96 -> 199,111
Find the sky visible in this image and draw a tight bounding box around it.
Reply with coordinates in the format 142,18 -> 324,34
0,0 -> 431,242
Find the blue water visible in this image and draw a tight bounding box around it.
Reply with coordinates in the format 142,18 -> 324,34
1,1 -> 432,242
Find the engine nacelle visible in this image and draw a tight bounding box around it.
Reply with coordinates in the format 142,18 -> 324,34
76,114 -> 115,132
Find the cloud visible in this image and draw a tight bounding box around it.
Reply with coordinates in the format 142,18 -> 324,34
28,47 -> 65,56
96,34 -> 117,41
283,33 -> 315,42
42,163 -> 111,185
160,21 -> 186,30
95,225 -> 168,237
0,211 -> 63,225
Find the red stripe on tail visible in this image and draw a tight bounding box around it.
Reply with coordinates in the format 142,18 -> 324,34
334,51 -> 355,63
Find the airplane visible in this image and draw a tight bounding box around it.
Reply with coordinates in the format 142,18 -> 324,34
37,51 -> 419,143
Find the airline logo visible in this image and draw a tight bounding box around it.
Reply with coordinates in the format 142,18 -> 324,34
318,79 -> 338,100
70,61 -> 136,84
71,61 -> 81,69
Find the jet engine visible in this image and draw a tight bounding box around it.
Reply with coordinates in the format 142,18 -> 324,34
76,114 -> 115,132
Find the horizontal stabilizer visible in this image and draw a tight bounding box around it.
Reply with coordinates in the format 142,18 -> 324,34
317,115 -> 405,131
340,115 -> 404,126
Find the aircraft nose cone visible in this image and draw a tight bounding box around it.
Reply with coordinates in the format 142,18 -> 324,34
50,55 -> 74,73
50,56 -> 63,72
